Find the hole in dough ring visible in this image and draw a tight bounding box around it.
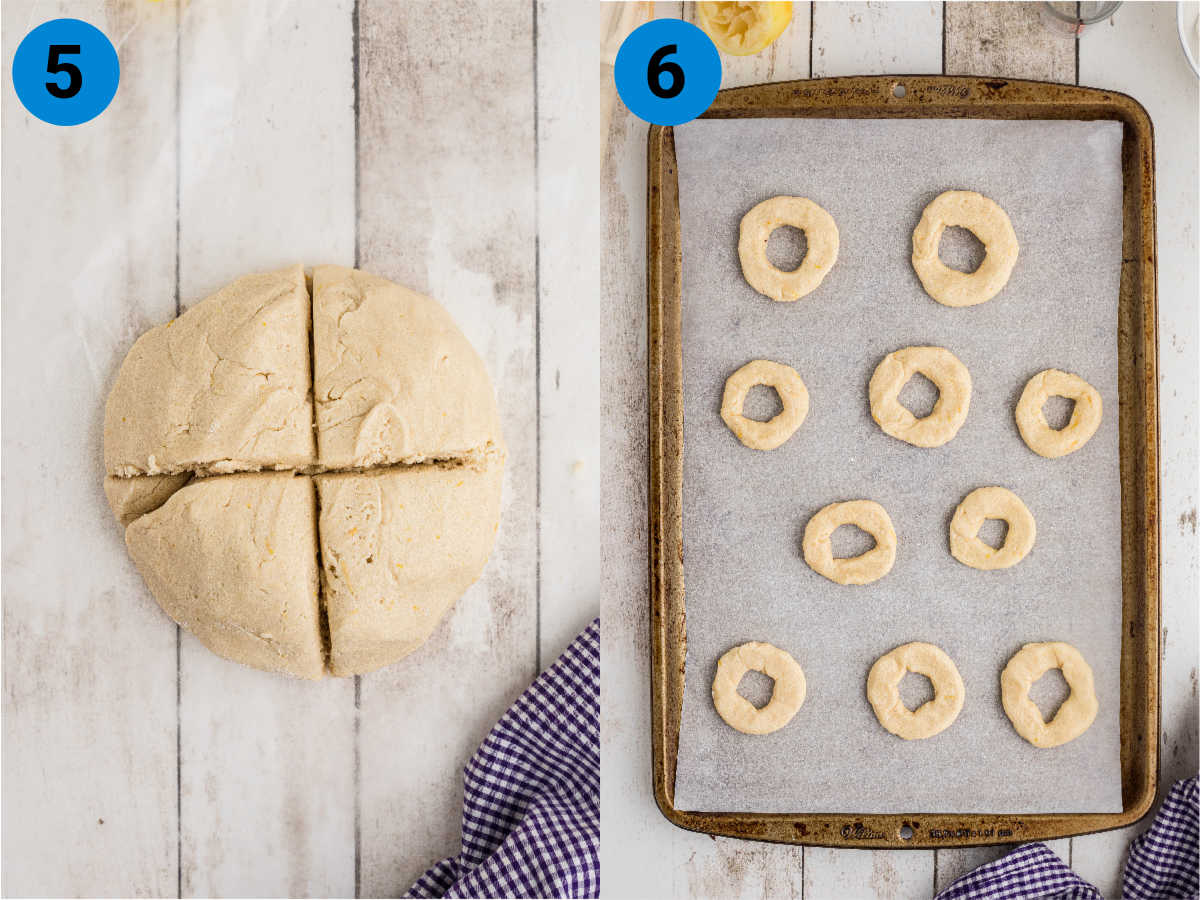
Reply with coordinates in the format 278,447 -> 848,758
1016,369 -> 1103,458
867,642 -> 964,740
869,346 -> 972,447
802,499 -> 896,585
949,486 -> 1036,570
712,641 -> 807,735
720,359 -> 809,450
1001,642 -> 1098,747
912,190 -> 1019,307
738,196 -> 839,302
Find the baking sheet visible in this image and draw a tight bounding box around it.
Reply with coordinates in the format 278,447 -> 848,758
672,118 -> 1125,814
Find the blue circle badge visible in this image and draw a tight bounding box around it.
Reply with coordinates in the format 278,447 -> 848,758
12,18 -> 120,126
614,19 -> 721,127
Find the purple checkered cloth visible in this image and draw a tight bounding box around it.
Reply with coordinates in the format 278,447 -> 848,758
407,619 -> 600,899
937,776 -> 1198,900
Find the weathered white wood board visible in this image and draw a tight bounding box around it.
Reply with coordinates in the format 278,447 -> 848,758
2,1 -> 179,895
812,1 -> 942,78
355,1 -> 540,894
536,0 -> 604,663
944,1 -> 1075,83
1072,4 -> 1200,893
176,2 -> 357,897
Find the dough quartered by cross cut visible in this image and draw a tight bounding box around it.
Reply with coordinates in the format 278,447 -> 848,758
104,265 -> 505,679
104,264 -> 315,477
313,265 -> 502,469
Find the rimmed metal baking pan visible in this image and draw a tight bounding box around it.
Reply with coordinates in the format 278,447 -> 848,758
647,75 -> 1159,849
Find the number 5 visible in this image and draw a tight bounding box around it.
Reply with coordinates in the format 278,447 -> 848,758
46,44 -> 82,99
647,44 -> 684,100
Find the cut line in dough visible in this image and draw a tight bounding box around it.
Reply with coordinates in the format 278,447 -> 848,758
912,190 -> 1019,307
949,486 -> 1036,570
1016,369 -> 1102,458
867,642 -> 964,740
712,641 -> 807,735
720,359 -> 809,450
1001,642 -> 1098,748
738,196 -> 839,302
869,346 -> 972,448
802,499 -> 896,585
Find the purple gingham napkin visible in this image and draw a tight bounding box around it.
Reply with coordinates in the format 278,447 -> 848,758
407,619 -> 600,899
937,776 -> 1199,900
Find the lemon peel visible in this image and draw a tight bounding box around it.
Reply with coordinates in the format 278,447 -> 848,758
697,1 -> 793,56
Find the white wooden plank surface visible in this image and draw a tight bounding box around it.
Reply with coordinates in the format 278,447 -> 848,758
536,0 -> 604,663
1,1 -> 179,895
1072,4 -> 1200,893
944,1 -> 1074,83
176,2 -> 357,896
812,1 -> 943,77
354,1 -> 540,893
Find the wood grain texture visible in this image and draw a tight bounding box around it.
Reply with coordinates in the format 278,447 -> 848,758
1072,5 -> 1199,893
176,1 -> 357,896
355,1 -> 539,893
812,1 -> 943,77
536,0 -> 604,663
944,2 -> 1075,82
1,1 -> 179,894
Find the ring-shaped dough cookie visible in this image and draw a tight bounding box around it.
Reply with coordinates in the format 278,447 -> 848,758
802,500 -> 896,585
1001,642 -> 1098,748
869,346 -> 972,447
720,359 -> 809,450
912,190 -> 1019,307
738,196 -> 839,302
712,641 -> 807,735
949,486 -> 1036,570
867,642 -> 965,740
1015,369 -> 1103,458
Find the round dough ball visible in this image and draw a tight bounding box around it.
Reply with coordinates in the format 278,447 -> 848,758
106,265 -> 505,679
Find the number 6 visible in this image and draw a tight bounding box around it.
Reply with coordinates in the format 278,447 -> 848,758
647,44 -> 684,100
